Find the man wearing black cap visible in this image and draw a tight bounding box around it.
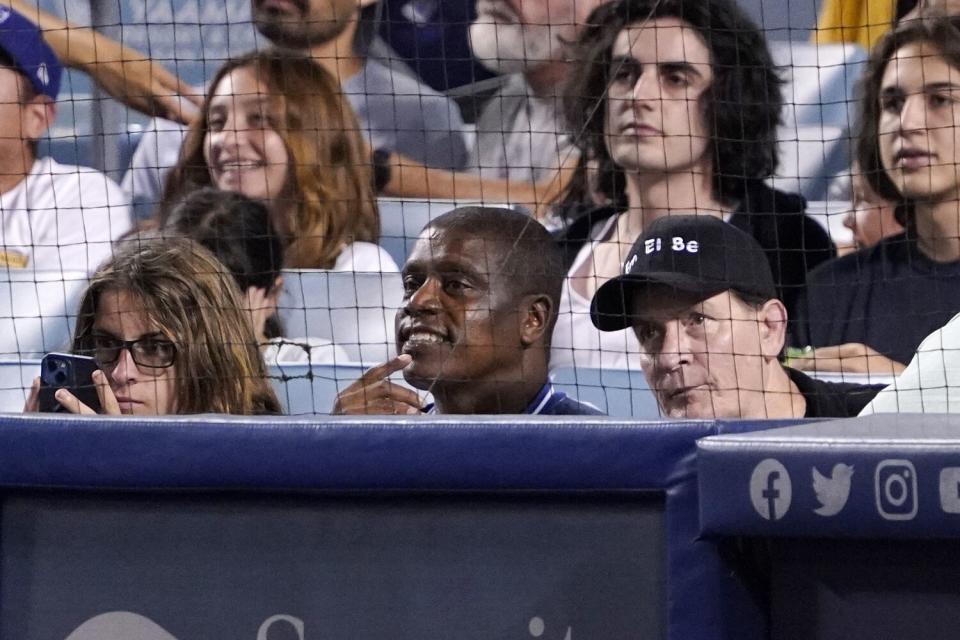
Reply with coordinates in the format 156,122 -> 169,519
0,7 -> 130,273
591,215 -> 881,419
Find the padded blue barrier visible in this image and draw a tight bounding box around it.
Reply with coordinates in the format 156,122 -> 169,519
698,414 -> 960,537
0,414 -> 799,639
697,414 -> 960,640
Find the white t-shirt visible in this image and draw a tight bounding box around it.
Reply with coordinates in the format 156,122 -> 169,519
860,312 -> 960,414
332,241 -> 399,273
468,74 -> 577,184
0,157 -> 131,273
550,215 -> 642,371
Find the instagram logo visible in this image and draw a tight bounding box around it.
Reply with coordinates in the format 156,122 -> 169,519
875,460 -> 918,521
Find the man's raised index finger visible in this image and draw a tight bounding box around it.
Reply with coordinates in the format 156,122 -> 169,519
360,354 -> 413,383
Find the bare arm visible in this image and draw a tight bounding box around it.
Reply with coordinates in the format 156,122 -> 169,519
787,343 -> 907,376
380,151 -> 577,221
4,0 -> 201,124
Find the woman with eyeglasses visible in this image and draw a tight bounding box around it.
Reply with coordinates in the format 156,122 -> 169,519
24,237 -> 282,415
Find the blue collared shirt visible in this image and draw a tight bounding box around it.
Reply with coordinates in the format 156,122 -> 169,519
424,383 -> 603,415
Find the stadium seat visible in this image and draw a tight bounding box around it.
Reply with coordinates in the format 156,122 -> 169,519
772,125 -> 848,201
805,199 -> 855,248
278,270 -> 404,364
377,198 -> 518,266
770,41 -> 867,130
768,42 -> 867,201
550,366 -> 660,419
269,362 -> 370,416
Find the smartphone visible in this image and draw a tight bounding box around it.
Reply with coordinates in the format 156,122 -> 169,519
37,353 -> 103,414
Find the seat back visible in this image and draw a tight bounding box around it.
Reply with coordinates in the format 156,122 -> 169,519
278,270 -> 403,364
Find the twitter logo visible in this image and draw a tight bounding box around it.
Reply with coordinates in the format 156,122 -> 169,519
812,463 -> 854,516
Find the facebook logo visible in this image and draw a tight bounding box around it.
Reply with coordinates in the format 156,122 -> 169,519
750,459 -> 792,521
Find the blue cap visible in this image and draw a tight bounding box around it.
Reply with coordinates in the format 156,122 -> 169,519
0,7 -> 61,100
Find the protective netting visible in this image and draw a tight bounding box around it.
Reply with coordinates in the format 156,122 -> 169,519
0,0 -> 954,417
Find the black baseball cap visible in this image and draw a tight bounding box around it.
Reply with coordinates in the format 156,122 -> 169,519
590,215 -> 776,331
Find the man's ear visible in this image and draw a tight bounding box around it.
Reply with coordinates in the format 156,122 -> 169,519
519,294 -> 553,347
21,96 -> 55,143
756,298 -> 788,359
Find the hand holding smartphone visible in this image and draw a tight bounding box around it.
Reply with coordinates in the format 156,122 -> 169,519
36,353 -> 104,413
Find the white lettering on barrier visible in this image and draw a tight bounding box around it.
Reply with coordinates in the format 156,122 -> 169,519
68,611 -> 569,638
66,612 -> 305,640
258,614 -> 305,640
528,616 -> 573,638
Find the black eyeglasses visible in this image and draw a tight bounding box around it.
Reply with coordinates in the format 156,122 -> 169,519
89,333 -> 178,370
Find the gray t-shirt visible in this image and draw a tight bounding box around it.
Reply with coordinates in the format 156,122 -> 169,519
122,57 -> 468,218
467,73 -> 577,184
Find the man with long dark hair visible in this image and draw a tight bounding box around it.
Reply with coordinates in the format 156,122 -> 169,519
550,0 -> 834,370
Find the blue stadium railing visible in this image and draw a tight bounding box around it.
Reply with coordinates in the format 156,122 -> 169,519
698,414 -> 960,639
0,413 -> 796,639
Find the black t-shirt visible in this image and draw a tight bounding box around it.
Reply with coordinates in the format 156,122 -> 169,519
554,181 -> 834,325
786,367 -> 883,418
796,233 -> 960,364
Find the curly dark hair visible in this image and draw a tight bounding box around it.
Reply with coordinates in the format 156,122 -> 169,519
856,15 -> 960,206
562,0 -> 784,209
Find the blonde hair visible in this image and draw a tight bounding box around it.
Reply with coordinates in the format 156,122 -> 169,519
162,49 -> 379,268
72,237 -> 282,415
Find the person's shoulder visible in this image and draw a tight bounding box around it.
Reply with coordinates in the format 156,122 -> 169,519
786,367 -> 884,418
333,241 -> 400,272
807,234 -> 907,284
553,205 -> 622,271
553,205 -> 621,243
29,157 -> 125,203
736,181 -> 807,215
359,58 -> 450,101
128,118 -> 187,159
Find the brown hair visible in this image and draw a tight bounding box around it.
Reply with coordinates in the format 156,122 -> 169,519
161,49 -> 379,268
562,0 -> 783,208
857,15 -> 960,204
72,237 -> 282,415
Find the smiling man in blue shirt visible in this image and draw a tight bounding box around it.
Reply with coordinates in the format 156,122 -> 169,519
333,207 -> 602,416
